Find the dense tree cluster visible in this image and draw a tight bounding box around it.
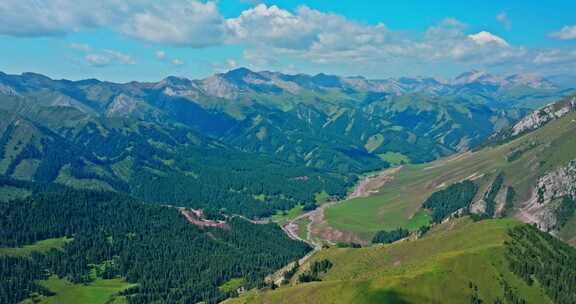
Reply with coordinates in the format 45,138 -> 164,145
555,196 -> 576,230
506,225 -> 576,304
484,173 -> 504,218
423,181 -> 479,223
371,228 -> 410,244
0,256 -> 53,304
297,259 -> 333,283
502,186 -> 516,217
282,262 -> 300,284
0,114 -> 353,219
0,186 -> 311,304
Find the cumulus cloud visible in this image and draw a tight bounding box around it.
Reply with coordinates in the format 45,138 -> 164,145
1,1 -> 574,74
0,0 -> 226,47
533,49 -> 576,65
226,5 -> 392,59
468,31 -> 509,47
120,1 -> 225,47
0,0 -> 116,37
85,50 -> 135,67
550,25 -> 576,40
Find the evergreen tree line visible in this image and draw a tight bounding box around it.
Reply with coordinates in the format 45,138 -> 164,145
484,173 -> 504,218
371,228 -> 410,244
0,117 -> 353,219
0,186 -> 311,304
422,180 -> 479,223
505,225 -> 576,304
297,259 -> 333,283
555,196 -> 576,230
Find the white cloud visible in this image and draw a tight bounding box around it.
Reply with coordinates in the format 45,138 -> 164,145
85,50 -> 135,67
68,43 -> 92,52
104,50 -> 136,65
85,54 -> 111,67
468,31 -> 509,47
121,1 -> 225,47
533,49 -> 576,65
0,0 -> 226,47
0,1 -> 574,75
496,12 -> 511,30
0,0 -> 126,37
227,59 -> 238,69
171,59 -> 185,66
155,50 -> 166,60
550,25 -> 576,40
226,5 -> 391,53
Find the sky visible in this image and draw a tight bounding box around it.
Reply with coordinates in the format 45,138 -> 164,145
0,0 -> 575,82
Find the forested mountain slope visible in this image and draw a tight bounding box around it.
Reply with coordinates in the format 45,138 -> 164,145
0,69 -> 570,219
0,181 -> 311,304
0,69 -> 569,172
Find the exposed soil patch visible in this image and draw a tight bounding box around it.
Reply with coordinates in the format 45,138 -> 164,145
349,167 -> 402,199
179,208 -> 229,229
305,166 -> 403,245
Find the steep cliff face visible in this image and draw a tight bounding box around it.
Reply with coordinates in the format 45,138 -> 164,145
518,160 -> 576,232
511,96 -> 576,136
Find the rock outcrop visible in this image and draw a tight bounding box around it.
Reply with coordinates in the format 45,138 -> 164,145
511,97 -> 576,136
518,160 -> 576,232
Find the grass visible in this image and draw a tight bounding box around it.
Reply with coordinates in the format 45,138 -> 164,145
324,111 -> 576,241
225,218 -> 552,304
11,158 -> 40,180
314,191 -> 330,205
271,205 -> 304,226
220,278 -> 245,293
0,237 -> 71,256
23,276 -> 134,304
364,134 -> 384,153
253,194 -> 267,202
377,152 -> 410,165
296,217 -> 311,240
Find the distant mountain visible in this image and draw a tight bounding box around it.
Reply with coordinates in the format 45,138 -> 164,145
0,68 -> 573,218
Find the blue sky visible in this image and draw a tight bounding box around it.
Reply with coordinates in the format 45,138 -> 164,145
0,0 -> 575,82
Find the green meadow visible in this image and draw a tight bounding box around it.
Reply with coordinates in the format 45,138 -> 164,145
325,111 -> 576,241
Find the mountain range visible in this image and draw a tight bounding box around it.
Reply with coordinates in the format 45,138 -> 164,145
1,68 -> 576,304
0,68 -> 573,215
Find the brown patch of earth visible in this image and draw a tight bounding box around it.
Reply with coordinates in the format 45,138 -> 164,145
179,208 -> 229,229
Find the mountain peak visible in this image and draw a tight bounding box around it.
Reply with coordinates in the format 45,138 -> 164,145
222,67 -> 262,79
160,76 -> 193,87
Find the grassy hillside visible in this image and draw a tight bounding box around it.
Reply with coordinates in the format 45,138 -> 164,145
226,219 -> 554,304
325,105 -> 576,241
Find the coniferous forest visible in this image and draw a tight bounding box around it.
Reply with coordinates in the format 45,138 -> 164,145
422,180 -> 479,223
506,225 -> 576,304
0,183 -> 311,304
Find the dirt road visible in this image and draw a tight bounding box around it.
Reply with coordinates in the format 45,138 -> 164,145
282,167 -> 402,248
271,166 -> 402,285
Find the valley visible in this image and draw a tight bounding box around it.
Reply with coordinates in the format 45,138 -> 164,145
227,95 -> 576,303
0,69 -> 575,304
2,2 -> 576,303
